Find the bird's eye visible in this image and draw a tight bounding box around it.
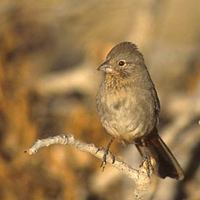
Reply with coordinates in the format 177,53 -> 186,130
118,60 -> 126,66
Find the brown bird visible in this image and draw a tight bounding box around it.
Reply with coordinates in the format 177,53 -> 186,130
96,42 -> 184,180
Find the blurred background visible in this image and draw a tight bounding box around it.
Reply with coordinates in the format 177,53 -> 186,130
0,0 -> 200,199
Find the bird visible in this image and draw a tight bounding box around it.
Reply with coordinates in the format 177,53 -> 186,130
96,41 -> 184,180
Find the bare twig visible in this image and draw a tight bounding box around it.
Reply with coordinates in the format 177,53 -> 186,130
26,134 -> 151,200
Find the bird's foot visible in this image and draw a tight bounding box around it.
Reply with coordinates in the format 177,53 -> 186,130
140,155 -> 154,178
96,147 -> 115,171
96,138 -> 115,170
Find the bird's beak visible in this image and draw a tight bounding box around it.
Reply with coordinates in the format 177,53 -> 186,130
97,60 -> 112,73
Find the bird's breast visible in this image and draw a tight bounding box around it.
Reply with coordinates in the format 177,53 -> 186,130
97,84 -> 156,141
97,87 -> 136,136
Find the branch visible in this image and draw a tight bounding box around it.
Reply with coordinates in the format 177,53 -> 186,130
26,134 -> 151,200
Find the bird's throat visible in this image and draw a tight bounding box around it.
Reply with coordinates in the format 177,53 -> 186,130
104,73 -> 130,91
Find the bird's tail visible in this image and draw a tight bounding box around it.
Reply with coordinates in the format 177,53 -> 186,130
135,129 -> 184,180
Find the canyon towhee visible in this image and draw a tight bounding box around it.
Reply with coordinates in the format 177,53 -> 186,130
96,42 -> 184,180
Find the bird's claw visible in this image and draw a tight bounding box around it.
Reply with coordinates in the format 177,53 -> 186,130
96,147 -> 115,171
140,155 -> 154,177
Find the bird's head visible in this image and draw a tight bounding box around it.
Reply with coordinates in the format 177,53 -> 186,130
97,42 -> 145,78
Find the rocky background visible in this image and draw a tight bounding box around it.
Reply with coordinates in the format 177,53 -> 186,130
0,0 -> 200,199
